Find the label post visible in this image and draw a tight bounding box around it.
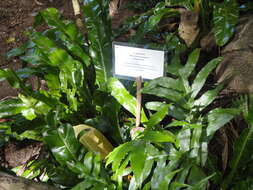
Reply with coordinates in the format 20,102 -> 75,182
135,76 -> 142,128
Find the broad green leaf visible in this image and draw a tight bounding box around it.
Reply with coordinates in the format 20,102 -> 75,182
166,34 -> 186,77
0,99 -> 25,118
30,32 -> 56,50
93,154 -> 101,176
21,108 -> 36,120
55,29 -> 90,66
191,57 -> 223,98
146,101 -> 167,111
43,124 -> 80,165
200,141 -> 208,166
143,77 -> 185,92
141,145 -> 156,181
106,141 -> 132,171
18,94 -> 51,117
146,104 -> 169,128
143,182 -> 151,190
207,108 -> 240,137
213,0 -> 239,46
178,128 -> 191,152
38,8 -> 81,43
19,130 -> 42,141
179,49 -> 200,92
142,86 -> 184,103
101,96 -> 122,144
0,69 -> 27,90
167,120 -> 189,127
130,141 -> 147,187
83,152 -> 94,174
6,41 -> 34,59
151,158 -> 167,189
143,130 -> 176,143
46,165 -> 79,186
15,67 -> 41,79
168,105 -> 186,120
190,125 -> 202,159
194,84 -> 223,111
129,176 -> 138,190
173,163 -> 192,190
108,78 -> 148,122
45,73 -> 61,92
146,101 -> 186,120
151,158 -> 180,189
179,49 -> 200,81
113,155 -> 130,187
20,48 -> 45,65
30,32 -> 85,110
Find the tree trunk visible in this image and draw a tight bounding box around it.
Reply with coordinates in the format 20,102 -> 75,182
0,172 -> 60,190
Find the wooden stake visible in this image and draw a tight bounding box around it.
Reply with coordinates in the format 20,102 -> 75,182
135,76 -> 142,128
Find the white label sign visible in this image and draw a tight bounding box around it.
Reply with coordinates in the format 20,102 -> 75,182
113,43 -> 165,80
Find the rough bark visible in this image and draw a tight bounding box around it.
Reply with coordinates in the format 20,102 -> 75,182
0,172 -> 59,190
216,14 -> 253,93
201,14 -> 253,93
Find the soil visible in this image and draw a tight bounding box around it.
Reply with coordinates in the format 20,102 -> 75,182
0,0 -> 75,99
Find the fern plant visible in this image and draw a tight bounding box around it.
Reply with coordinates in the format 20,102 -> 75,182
106,48 -> 242,189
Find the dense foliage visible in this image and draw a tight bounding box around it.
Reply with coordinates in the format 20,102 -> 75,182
1,0 -> 253,189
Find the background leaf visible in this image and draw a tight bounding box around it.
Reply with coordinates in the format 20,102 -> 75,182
213,0 -> 239,46
207,108 -> 240,137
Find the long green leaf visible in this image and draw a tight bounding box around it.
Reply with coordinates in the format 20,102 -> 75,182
191,57 -> 223,98
143,77 -> 185,92
190,125 -> 202,160
108,78 -> 148,122
146,104 -> 169,128
179,49 -> 200,81
82,0 -> 112,85
146,101 -> 167,111
106,141 -> 132,171
6,41 -> 34,59
0,99 -> 25,118
178,128 -> 191,152
213,0 -> 239,46
179,49 -> 200,92
194,84 -> 223,111
207,108 -> 240,137
151,159 -> 180,190
142,86 -> 184,103
143,130 -> 176,143
130,141 -> 147,187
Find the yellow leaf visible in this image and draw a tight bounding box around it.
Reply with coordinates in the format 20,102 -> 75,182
73,124 -> 114,159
